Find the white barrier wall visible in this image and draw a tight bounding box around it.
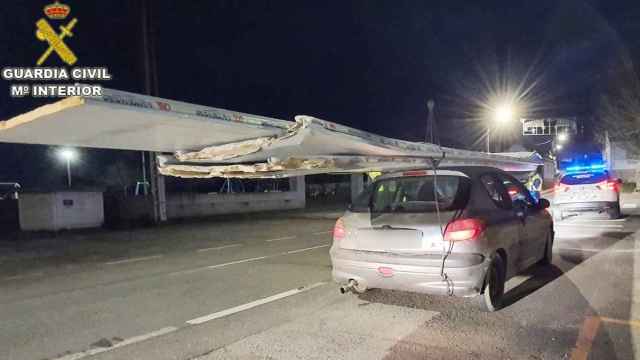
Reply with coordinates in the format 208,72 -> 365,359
166,177 -> 305,219
19,191 -> 104,231
607,142 -> 640,183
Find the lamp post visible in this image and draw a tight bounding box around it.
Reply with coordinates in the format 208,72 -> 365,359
487,103 -> 514,153
58,148 -> 76,188
557,132 -> 568,143
426,99 -> 435,144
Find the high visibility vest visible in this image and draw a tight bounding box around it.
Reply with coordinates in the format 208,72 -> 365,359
527,173 -> 543,192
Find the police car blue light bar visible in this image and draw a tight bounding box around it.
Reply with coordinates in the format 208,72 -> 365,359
565,163 -> 606,174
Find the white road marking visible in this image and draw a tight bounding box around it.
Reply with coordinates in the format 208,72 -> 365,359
312,230 -> 332,235
186,282 -> 326,325
285,244 -> 330,254
168,256 -> 269,276
168,244 -> 330,276
104,255 -> 163,265
196,243 -> 243,252
51,326 -> 178,360
265,236 -> 296,242
206,256 -> 269,269
2,272 -> 44,281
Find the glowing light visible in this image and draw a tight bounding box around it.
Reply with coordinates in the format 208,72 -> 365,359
565,163 -> 606,174
494,103 -> 514,123
57,148 -> 76,162
557,133 -> 568,142
555,144 -> 563,151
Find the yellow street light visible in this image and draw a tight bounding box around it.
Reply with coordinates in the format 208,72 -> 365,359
493,103 -> 514,123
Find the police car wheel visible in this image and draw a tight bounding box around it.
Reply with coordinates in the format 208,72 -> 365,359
608,203 -> 621,219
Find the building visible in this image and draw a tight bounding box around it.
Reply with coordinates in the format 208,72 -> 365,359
604,140 -> 640,186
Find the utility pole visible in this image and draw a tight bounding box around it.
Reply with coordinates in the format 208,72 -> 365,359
66,158 -> 72,188
427,99 -> 435,144
486,128 -> 491,153
141,0 -> 166,223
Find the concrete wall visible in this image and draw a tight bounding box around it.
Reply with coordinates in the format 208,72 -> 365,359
608,142 -> 640,183
105,195 -> 154,225
166,177 -> 305,219
112,177 -> 306,221
543,160 -> 556,183
19,192 -> 104,231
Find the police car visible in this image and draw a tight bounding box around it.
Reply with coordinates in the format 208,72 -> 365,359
553,164 -> 622,220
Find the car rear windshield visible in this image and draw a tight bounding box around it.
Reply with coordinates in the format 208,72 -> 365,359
560,172 -> 608,185
371,175 -> 470,213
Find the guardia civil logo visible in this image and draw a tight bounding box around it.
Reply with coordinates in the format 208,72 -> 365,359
2,1 -> 112,97
36,2 -> 78,66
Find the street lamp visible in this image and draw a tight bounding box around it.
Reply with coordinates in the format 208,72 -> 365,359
557,133 -> 568,142
426,99 -> 435,144
57,148 -> 77,188
494,104 -> 514,124
487,102 -> 515,153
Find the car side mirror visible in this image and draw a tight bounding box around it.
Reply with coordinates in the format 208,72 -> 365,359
537,198 -> 550,209
617,178 -> 623,184
513,199 -> 527,219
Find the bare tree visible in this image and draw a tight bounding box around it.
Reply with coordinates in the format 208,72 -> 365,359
597,60 -> 640,157
104,160 -> 138,194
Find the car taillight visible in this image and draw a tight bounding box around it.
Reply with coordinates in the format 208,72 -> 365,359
555,184 -> 569,192
596,180 -> 619,192
333,218 -> 345,241
443,218 -> 485,242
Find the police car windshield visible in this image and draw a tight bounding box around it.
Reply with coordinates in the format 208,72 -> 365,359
560,172 -> 608,185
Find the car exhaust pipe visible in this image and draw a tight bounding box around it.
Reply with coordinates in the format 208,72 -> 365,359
339,279 -> 360,294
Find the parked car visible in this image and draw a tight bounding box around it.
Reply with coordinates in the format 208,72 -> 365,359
553,170 -> 621,220
330,166 -> 554,311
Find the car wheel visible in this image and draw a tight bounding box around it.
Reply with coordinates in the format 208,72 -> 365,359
608,203 -> 621,219
538,230 -> 553,265
475,254 -> 505,312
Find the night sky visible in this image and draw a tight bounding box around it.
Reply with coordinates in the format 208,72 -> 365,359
1,0 -> 639,189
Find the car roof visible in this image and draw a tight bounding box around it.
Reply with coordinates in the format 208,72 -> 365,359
378,166 -> 510,181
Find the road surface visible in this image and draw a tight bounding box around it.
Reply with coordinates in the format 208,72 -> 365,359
1,195 -> 639,360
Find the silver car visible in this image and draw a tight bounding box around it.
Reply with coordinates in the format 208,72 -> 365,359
330,166 -> 554,311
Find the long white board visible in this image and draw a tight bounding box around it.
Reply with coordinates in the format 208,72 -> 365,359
0,88 -> 542,178
0,88 -> 289,152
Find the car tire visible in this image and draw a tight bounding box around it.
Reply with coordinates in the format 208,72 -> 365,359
611,202 -> 622,219
538,230 -> 553,265
608,203 -> 621,219
475,254 -> 505,312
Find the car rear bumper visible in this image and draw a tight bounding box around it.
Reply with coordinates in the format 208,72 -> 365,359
330,248 -> 489,297
553,201 -> 618,218
554,201 -> 617,209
